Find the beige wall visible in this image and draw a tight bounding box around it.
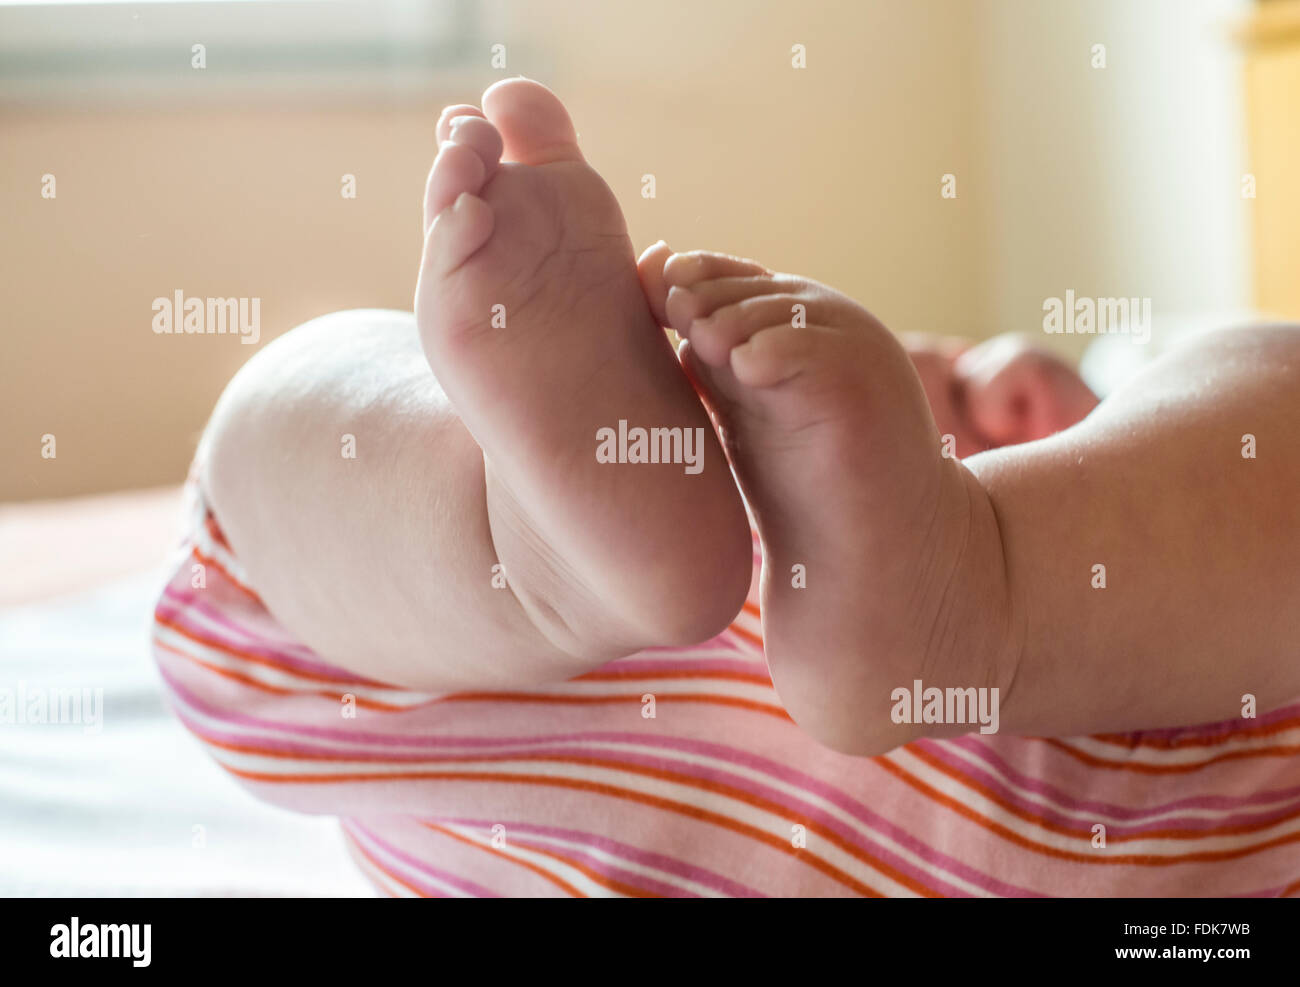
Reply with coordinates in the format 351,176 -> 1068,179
3,0 -> 1253,501
1243,0 -> 1300,318
2,103 -> 435,500
1,0 -> 984,501
973,0 -> 1252,363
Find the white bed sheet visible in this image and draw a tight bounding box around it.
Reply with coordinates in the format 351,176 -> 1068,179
0,568 -> 374,897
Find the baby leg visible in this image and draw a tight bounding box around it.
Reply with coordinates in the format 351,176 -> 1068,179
201,83 -> 753,693
642,246 -> 1300,752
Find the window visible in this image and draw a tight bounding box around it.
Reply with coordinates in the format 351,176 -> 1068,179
0,0 -> 483,104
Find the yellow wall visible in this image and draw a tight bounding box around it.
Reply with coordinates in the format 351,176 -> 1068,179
973,0 -> 1252,360
1243,0 -> 1300,318
2,0 -> 1257,501
3,103 -> 433,500
2,0 -> 983,501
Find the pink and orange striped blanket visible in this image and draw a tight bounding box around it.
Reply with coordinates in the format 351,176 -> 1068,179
151,493 -> 1300,896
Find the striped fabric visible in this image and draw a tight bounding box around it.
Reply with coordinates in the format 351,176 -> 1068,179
151,489 -> 1300,897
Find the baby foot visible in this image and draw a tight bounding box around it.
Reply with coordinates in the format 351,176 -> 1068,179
638,246 -> 1021,754
415,82 -> 751,666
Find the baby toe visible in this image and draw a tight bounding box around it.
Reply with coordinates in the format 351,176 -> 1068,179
663,250 -> 769,288
447,116 -> 504,175
436,104 -> 485,145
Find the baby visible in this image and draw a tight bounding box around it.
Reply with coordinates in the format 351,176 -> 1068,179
165,79 -> 1300,895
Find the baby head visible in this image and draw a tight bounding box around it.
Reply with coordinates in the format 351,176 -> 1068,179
906,332 -> 1099,455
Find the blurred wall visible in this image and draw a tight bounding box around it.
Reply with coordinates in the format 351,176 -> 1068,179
2,0 -> 1254,501
1,0 -> 982,501
974,0 -> 1253,362
2,103 -> 436,501
1244,0 -> 1300,319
